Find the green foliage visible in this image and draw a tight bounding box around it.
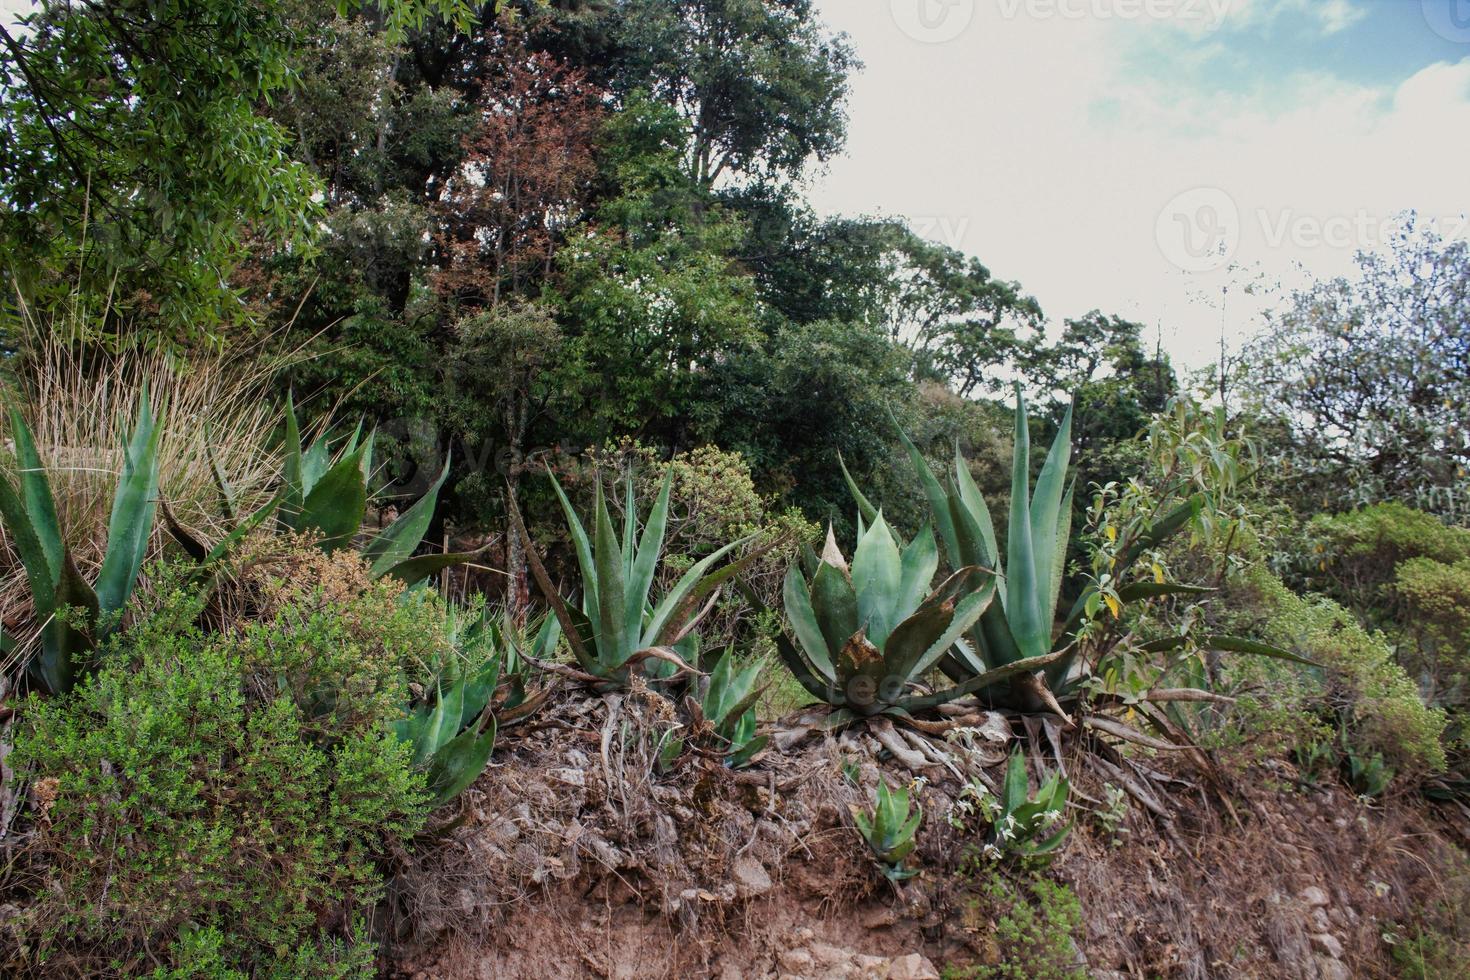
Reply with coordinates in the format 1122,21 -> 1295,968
1229,562 -> 1447,780
0,0 -> 477,337
517,469 -> 758,689
1397,556 -> 1470,705
584,0 -> 857,186
9,578 -> 427,974
393,606 -> 557,803
777,519 -> 1048,724
949,872 -> 1085,980
168,396 -> 464,587
853,779 -> 923,881
693,648 -> 768,768
949,751 -> 1070,864
0,391 -> 160,693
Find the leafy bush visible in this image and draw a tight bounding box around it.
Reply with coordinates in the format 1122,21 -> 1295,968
1227,563 -> 1447,779
1305,503 -> 1470,618
8,568 -> 430,975
1396,557 -> 1470,707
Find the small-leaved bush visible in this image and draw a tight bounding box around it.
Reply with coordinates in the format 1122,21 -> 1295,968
10,562 -> 432,975
1225,562 -> 1447,780
949,871 -> 1085,980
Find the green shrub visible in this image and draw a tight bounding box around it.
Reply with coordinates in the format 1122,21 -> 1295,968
9,572 -> 429,975
1229,564 -> 1447,778
1397,557 -> 1470,710
948,871 -> 1084,980
1306,503 -> 1470,618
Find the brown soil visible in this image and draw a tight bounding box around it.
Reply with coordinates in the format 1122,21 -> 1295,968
387,687 -> 1469,979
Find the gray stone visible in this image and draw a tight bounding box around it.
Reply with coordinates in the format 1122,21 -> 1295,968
733,855 -> 773,898
1311,933 -> 1345,959
1299,886 -> 1330,907
886,953 -> 940,980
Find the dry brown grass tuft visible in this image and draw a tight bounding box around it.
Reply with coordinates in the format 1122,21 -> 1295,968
0,300 -> 296,674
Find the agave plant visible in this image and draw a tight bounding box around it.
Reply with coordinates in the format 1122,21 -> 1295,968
853,780 -> 923,881
393,606 -> 557,805
167,397 -> 468,588
776,518 -> 1061,727
865,388 -> 1309,716
669,648 -> 768,768
511,469 -> 763,690
985,749 -> 1071,862
0,394 -> 160,694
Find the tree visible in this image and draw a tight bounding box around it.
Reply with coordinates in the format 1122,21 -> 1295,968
1242,221 -> 1470,516
0,0 -> 476,341
433,32 -> 604,309
528,0 -> 857,187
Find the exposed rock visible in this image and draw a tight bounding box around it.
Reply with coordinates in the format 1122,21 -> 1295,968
886,953 -> 940,980
1316,956 -> 1353,980
734,855 -> 774,899
778,948 -> 816,974
1311,932 -> 1344,959
1299,886 -> 1330,907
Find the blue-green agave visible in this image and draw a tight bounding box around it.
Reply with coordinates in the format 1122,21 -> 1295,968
1,393 -> 160,694
513,469 -> 763,690
865,388 -> 1311,715
776,517 -> 1063,727
682,648 -> 768,768
393,606 -> 558,805
853,780 -> 923,881
168,396 -> 467,587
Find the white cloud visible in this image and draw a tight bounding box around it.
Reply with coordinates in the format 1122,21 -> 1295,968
808,1 -> 1469,371
1213,0 -> 1367,36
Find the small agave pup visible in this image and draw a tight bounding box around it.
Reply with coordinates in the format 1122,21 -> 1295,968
853,780 -> 923,882
777,517 -> 1065,728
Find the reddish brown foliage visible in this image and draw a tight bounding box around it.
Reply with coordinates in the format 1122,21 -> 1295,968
433,33 -> 604,311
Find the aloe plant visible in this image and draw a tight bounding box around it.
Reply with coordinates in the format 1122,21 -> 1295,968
853,780 -> 923,881
393,607 -> 557,805
512,469 -> 762,690
0,393 -> 161,694
776,518 -> 1061,727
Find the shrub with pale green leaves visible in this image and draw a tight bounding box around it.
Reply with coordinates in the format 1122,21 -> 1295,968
8,573 -> 429,976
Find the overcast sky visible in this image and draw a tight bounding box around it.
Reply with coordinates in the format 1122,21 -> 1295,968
809,0 -> 1470,370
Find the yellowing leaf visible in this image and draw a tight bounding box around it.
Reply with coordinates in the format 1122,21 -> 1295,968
1106,526 -> 1117,543
1104,594 -> 1121,618
1152,563 -> 1165,584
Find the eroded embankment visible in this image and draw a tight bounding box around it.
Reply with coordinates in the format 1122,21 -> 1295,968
388,687 -> 1467,979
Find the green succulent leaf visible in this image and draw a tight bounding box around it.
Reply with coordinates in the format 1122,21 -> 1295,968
783,564 -> 835,679
426,716 -> 497,806
851,514 -> 904,647
298,450 -> 368,550
96,392 -> 162,621
364,454 -> 451,576
6,401 -> 64,578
